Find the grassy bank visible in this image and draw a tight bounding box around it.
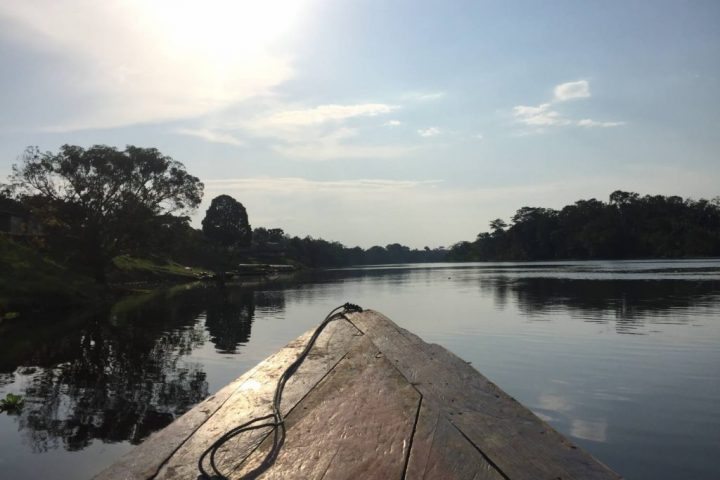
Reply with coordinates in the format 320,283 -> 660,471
110,255 -> 209,287
0,236 -> 100,315
0,238 -> 213,318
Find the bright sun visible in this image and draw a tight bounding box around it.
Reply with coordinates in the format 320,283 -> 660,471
144,0 -> 307,60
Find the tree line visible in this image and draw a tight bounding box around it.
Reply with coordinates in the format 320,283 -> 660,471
448,191 -> 720,261
3,145 -> 718,286
1,145 -> 445,285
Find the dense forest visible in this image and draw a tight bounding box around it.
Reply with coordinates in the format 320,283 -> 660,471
3,145 -> 719,296
448,191 -> 720,261
0,145 -> 445,295
150,218 -> 447,270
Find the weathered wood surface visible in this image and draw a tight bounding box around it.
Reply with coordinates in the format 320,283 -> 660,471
350,311 -> 621,480
96,320 -> 363,480
154,320 -> 362,479
95,309 -> 621,480
230,335 -> 420,479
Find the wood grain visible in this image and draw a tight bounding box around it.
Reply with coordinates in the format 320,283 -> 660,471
348,310 -> 621,480
405,398 -> 506,480
228,336 -> 421,479
154,319 -> 362,480
95,319 -> 362,480
95,309 -> 621,480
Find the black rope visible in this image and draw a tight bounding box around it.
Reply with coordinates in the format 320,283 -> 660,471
198,302 -> 363,480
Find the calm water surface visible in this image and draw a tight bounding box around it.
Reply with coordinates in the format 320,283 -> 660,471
1,260 -> 719,479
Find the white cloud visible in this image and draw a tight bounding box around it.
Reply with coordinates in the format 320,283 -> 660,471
0,0 -> 306,130
176,128 -> 244,146
155,99 -> 415,158
553,80 -> 591,102
475,133 -> 484,140
513,104 -> 571,127
272,127 -> 415,160
254,103 -> 398,128
204,177 -> 440,192
220,102 -> 411,160
417,92 -> 446,101
275,143 -> 410,160
577,119 -> 626,128
403,91 -> 446,101
383,120 -> 402,127
513,81 -> 623,130
418,127 -> 441,137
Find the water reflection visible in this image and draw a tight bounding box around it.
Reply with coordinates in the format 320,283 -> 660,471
321,265 -> 720,333
0,284 -> 283,453
254,290 -> 286,315
570,419 -> 608,443
477,276 -> 720,332
536,393 -> 608,443
0,262 -> 718,480
205,289 -> 255,354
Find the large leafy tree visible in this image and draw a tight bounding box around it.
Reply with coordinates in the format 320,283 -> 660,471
202,195 -> 252,247
10,145 -> 204,283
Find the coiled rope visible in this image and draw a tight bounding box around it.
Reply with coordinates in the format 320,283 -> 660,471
198,302 -> 364,480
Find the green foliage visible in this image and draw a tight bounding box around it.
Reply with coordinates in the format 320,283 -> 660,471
202,195 -> 252,247
0,236 -> 99,313
449,191 -> 720,261
10,145 -> 204,283
0,393 -> 24,414
111,255 -> 208,281
251,227 -> 447,267
279,234 -> 446,267
253,227 -> 285,245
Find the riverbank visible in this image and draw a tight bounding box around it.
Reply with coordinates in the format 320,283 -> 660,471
0,237 -> 101,317
0,237 -> 295,320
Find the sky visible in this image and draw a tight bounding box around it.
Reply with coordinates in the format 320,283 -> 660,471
0,0 -> 718,248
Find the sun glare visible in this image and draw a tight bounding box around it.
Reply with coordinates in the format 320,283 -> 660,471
144,0 -> 307,60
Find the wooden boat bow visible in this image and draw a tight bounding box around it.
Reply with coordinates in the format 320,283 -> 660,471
95,309 -> 621,479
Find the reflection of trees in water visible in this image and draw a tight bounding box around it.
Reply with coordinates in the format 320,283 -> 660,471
0,284 -> 293,452
204,289 -> 255,354
0,284 -> 286,453
202,288 -> 288,353
0,373 -> 13,387
2,289 -> 211,452
479,277 -> 720,332
254,290 -> 286,314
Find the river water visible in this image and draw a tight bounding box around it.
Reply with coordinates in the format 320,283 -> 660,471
1,260 -> 719,479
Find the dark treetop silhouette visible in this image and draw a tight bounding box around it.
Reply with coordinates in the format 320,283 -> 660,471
449,191 -> 720,261
202,195 -> 252,248
9,145 -> 203,283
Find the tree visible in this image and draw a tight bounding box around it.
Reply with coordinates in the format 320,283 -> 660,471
201,195 -> 252,247
266,228 -> 285,243
609,190 -> 640,207
252,227 -> 285,246
450,191 -> 720,262
489,218 -> 508,234
10,145 -> 203,283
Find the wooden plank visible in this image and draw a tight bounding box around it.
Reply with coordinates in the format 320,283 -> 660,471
94,319 -> 361,480
97,309 -> 621,480
406,398 -> 506,480
152,319 -> 362,480
93,358 -> 267,480
347,310 -> 621,480
225,336 -> 422,479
